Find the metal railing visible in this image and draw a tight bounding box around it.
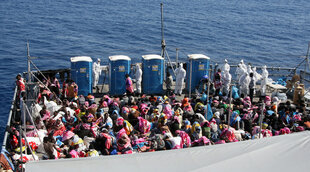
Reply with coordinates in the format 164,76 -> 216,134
1,86 -> 17,150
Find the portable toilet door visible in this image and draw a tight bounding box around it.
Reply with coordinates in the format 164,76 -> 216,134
186,54 -> 210,92
109,55 -> 131,96
142,54 -> 164,94
70,56 -> 93,96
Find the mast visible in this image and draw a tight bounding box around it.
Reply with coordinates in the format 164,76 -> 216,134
160,3 -> 175,76
302,42 -> 310,83
27,41 -> 31,84
176,48 -> 179,65
161,3 -> 166,59
305,42 -> 310,72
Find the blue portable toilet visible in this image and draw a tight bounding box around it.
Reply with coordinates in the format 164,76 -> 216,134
70,56 -> 93,96
109,55 -> 131,95
186,54 -> 210,92
142,54 -> 164,94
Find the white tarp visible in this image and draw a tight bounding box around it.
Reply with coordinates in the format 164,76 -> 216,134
26,131 -> 310,172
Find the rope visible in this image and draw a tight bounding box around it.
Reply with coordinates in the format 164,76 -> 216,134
29,60 -> 50,85
30,72 -> 61,102
23,101 -> 44,147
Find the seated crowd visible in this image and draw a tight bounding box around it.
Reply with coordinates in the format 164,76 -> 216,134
7,77 -> 310,160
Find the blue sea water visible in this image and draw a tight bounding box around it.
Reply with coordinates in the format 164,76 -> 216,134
0,0 -> 309,143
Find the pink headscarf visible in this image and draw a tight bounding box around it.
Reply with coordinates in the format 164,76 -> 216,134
175,130 -> 191,148
117,128 -> 127,140
99,133 -> 112,149
103,95 -> 111,102
69,150 -> 79,158
122,107 -> 130,114
221,128 -> 238,142
262,129 -> 273,137
163,105 -> 173,119
138,117 -> 151,134
192,136 -> 210,146
102,101 -> 108,107
215,140 -> 226,144
264,96 -> 271,106
116,117 -> 124,127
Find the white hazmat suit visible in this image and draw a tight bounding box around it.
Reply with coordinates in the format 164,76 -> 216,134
222,71 -> 232,95
247,64 -> 253,74
222,59 -> 230,73
240,59 -> 247,71
239,72 -> 251,96
260,65 -> 269,96
135,64 -> 142,94
175,63 -> 186,95
92,58 -> 102,88
252,67 -> 261,81
221,59 -> 231,95
235,64 -> 246,82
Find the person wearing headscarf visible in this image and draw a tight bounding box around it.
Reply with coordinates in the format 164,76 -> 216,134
191,121 -> 202,140
137,117 -> 151,135
175,130 -> 191,148
125,74 -> 134,96
174,63 -> 186,95
213,69 -> 222,96
92,58 -> 102,89
116,117 -> 133,135
116,128 -> 133,154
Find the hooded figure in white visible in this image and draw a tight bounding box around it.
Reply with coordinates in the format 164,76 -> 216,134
252,67 -> 261,82
240,59 -> 247,71
92,58 -> 102,88
135,64 -> 142,94
239,72 -> 251,96
260,65 -> 269,96
247,64 -> 253,74
222,59 -> 231,95
222,59 -> 230,73
235,64 -> 246,82
175,63 -> 186,95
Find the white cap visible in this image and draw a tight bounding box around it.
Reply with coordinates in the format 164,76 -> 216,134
214,112 -> 220,118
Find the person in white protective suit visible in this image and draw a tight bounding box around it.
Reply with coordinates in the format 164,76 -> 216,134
240,59 -> 247,71
135,64 -> 142,95
175,63 -> 186,95
235,64 -> 246,82
221,59 -> 231,95
260,65 -> 269,96
247,64 -> 253,74
222,69 -> 232,95
222,59 -> 230,73
92,58 -> 102,89
252,67 -> 261,82
239,72 -> 251,96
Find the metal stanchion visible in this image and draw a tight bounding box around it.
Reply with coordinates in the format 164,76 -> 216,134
227,84 -> 233,127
